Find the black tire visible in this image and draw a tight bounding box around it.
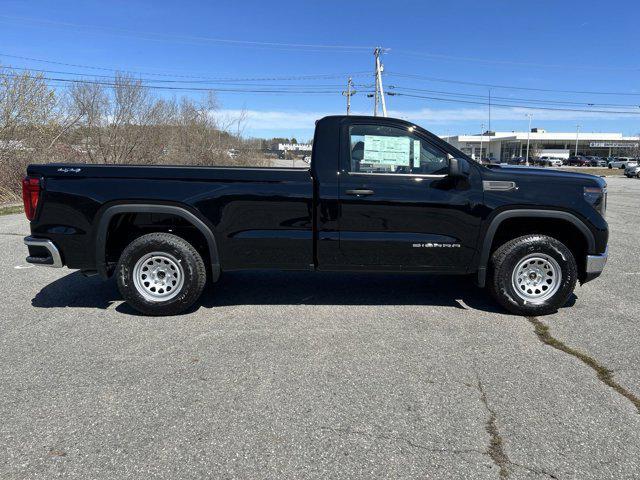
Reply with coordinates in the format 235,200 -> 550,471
116,232 -> 207,316
488,235 -> 577,316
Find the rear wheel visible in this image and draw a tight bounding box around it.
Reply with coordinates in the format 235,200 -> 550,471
116,233 -> 206,316
489,235 -> 577,316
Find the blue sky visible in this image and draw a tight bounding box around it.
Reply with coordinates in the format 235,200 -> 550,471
1,0 -> 639,140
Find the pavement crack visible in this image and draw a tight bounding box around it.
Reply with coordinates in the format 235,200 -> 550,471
319,426 -> 483,456
476,377 -> 511,479
527,317 -> 640,414
510,461 -> 559,479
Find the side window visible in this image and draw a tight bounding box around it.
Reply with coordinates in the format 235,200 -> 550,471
349,124 -> 449,175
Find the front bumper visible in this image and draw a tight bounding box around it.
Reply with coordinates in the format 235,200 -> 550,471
24,236 -> 63,268
584,247 -> 608,283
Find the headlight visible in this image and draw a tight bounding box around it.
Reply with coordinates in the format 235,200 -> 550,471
584,186 -> 607,217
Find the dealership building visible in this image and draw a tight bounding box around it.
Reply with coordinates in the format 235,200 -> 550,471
441,128 -> 640,163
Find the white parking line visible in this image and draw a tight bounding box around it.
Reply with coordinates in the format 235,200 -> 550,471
14,264 -> 34,269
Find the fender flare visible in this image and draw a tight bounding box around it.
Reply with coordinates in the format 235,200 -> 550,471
477,209 -> 595,287
95,204 -> 221,282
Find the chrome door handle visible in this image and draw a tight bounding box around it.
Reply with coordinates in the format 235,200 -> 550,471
345,189 -> 375,196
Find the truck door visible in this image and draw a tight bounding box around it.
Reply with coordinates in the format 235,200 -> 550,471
337,121 -> 482,271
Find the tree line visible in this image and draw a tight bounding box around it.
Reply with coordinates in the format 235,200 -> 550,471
0,66 -> 263,202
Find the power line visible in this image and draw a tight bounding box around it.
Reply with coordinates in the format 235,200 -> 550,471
5,52 -> 638,97
387,72 -> 640,97
387,92 -> 640,115
2,67 -> 348,89
5,15 -> 638,72
0,53 -> 370,82
8,61 -> 639,107
5,51 -> 640,108
0,15 -> 374,51
43,83 -> 365,96
13,67 -> 638,109
388,85 -> 640,109
391,50 -> 640,72
7,68 -> 640,109
10,73 -> 377,95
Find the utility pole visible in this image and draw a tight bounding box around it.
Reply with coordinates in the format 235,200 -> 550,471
575,124 -> 581,156
479,123 -> 485,163
488,89 -> 492,132
373,49 -> 379,116
373,47 -> 387,117
525,113 -> 533,166
342,77 -> 356,115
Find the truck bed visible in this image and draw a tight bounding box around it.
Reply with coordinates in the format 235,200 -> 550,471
27,163 -> 314,273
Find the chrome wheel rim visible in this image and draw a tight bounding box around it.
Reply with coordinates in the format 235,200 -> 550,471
511,254 -> 562,304
133,252 -> 184,302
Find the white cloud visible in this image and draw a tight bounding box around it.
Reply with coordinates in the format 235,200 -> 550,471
217,106 -> 638,135
217,109 -> 324,131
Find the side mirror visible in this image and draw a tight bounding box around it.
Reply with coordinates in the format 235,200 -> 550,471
448,154 -> 470,178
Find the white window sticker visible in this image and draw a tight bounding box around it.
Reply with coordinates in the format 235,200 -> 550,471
363,135 -> 411,169
413,140 -> 421,163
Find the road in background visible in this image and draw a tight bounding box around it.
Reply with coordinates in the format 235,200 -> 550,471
1,177 -> 639,479
271,157 -> 309,168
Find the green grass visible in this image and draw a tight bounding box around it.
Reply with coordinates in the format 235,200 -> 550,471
0,204 -> 23,216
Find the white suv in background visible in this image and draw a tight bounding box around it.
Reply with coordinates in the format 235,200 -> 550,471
625,163 -> 640,178
609,157 -> 637,169
537,156 -> 564,167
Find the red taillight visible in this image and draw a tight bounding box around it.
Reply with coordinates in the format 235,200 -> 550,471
21,176 -> 41,221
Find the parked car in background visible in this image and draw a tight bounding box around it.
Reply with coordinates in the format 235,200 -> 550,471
608,157 -> 637,169
567,156 -> 590,166
508,156 -> 526,165
587,156 -> 607,167
537,156 -> 564,167
624,163 -> 640,178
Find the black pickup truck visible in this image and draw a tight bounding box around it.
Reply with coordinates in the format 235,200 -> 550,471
22,115 -> 608,316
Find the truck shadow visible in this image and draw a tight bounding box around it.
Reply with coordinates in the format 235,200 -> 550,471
199,271 -> 505,313
31,270 -> 576,316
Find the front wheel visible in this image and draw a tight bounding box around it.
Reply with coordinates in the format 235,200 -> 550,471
116,232 -> 207,316
488,235 -> 577,316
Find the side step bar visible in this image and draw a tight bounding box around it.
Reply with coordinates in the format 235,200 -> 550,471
24,236 -> 63,268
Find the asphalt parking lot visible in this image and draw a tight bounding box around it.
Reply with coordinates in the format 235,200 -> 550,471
1,176 -> 639,479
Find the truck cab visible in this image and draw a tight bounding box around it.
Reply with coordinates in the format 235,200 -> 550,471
312,116 -> 483,274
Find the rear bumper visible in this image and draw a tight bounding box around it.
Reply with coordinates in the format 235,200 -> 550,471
24,236 -> 64,268
583,247 -> 608,283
